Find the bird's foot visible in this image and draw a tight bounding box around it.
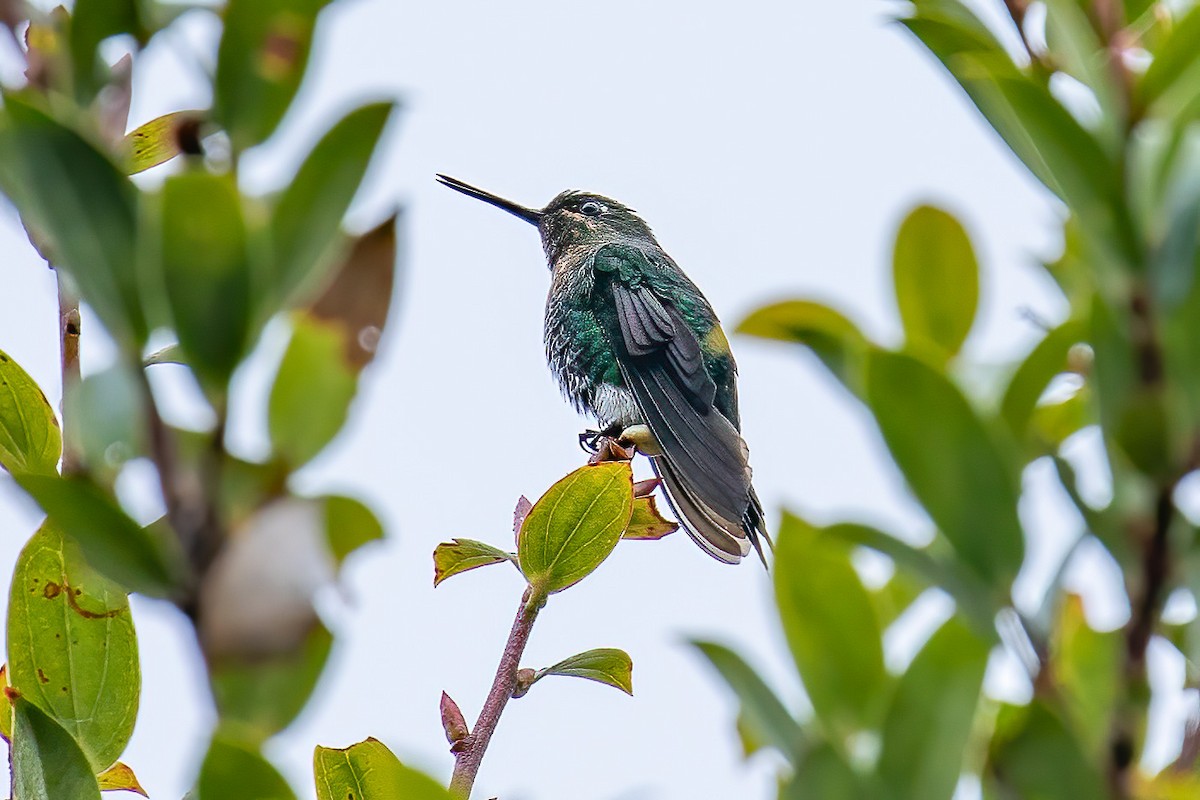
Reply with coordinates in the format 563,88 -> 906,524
578,429 -> 605,454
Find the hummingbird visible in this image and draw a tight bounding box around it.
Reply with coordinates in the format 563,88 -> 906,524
436,175 -> 768,565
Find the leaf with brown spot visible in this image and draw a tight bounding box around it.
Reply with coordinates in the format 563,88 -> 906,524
622,496 -> 678,540
433,539 -> 515,587
97,762 -> 147,797
122,110 -> 205,174
308,215 -> 398,371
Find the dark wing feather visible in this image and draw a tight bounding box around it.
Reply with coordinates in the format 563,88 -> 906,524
592,245 -> 750,523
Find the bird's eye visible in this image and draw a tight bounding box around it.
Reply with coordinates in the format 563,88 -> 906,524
579,200 -> 603,216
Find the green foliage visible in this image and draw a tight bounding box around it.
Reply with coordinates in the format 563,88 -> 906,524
313,738 -> 452,800
433,539 -> 516,587
892,205 -> 978,362
7,524 -> 139,771
196,730 -> 297,800
517,461 -> 634,594
0,350 -> 62,477
10,695 -> 101,800
533,648 -> 634,695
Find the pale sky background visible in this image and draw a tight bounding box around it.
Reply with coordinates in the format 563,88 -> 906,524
0,1 -> 1189,798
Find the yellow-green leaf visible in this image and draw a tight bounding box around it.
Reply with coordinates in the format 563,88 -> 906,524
517,462 -> 634,594
122,110 -> 203,174
313,738 -> 451,800
433,539 -> 515,587
737,300 -> 869,396
622,496 -> 678,540
98,762 -> 147,796
0,349 -> 61,476
535,648 -> 633,695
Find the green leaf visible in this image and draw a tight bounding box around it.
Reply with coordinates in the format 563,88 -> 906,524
1140,5 -> 1200,112
779,742 -> 864,800
10,693 -> 102,800
867,570 -> 926,630
999,320 -> 1086,442
161,171 -> 254,393
737,300 -> 869,396
534,648 -> 633,695
865,350 -> 1024,586
901,14 -> 1136,266
68,0 -> 147,102
209,623 -> 332,743
313,738 -> 452,800
985,702 -> 1105,799
64,361 -> 145,483
622,495 -> 678,540
0,95 -> 145,344
774,513 -> 886,737
690,640 -> 805,762
14,473 -> 184,597
892,205 -> 979,361
122,110 -> 203,174
196,730 -> 296,800
214,0 -> 331,152
1042,0 -> 1121,145
322,495 -> 384,565
820,522 -> 998,639
7,524 -> 139,771
268,316 -> 358,467
1050,594 -> 1120,758
877,617 -> 988,800
97,762 -> 147,796
0,349 -> 62,476
433,538 -> 515,587
271,102 -> 396,305
517,461 -> 634,594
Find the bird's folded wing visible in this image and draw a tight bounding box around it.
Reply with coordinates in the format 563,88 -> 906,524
593,245 -> 750,522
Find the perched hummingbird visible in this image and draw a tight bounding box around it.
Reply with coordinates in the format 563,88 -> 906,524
436,175 -> 768,565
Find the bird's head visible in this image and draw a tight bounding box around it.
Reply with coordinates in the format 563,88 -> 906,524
436,175 -> 654,263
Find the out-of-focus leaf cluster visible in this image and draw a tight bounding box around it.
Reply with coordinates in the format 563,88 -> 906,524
704,3 -> 1200,791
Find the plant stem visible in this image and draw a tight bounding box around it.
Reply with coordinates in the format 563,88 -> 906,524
56,271 -> 82,476
449,586 -> 544,798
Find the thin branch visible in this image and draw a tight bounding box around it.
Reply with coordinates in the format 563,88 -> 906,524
55,270 -> 82,476
449,586 -> 544,799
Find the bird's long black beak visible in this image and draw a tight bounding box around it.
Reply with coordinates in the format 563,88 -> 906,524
435,174 -> 543,226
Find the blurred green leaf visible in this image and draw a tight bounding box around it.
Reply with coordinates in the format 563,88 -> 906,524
986,702 -> 1105,799
10,694 -> 101,800
878,617 -> 988,800
690,640 -> 805,762
313,737 -> 451,800
535,648 -> 633,695
865,350 -> 1024,586
68,0 -> 147,102
7,524 -> 139,772
892,205 -> 978,361
14,473 -> 184,597
97,762 -> 147,797
0,95 -> 145,343
1140,5 -> 1200,113
737,300 -> 869,395
1029,386 -> 1091,448
272,102 -> 395,306
774,513 -> 886,738
196,730 -> 296,800
122,110 -> 203,174
1050,595 -> 1120,758
209,623 -> 332,743
321,494 -> 383,565
517,462 -> 634,594
214,0 -> 331,152
622,495 -> 678,540
268,316 -> 358,468
821,522 -> 997,638
779,742 -> 864,800
901,13 -> 1137,265
867,570 -> 925,630
1043,0 -> 1121,144
0,664 -> 10,742
64,361 -> 144,483
433,538 -> 515,587
161,171 -> 254,394
999,320 -> 1085,442
0,349 -> 61,476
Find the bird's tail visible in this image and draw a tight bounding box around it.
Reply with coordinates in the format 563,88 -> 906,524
652,456 -> 770,567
